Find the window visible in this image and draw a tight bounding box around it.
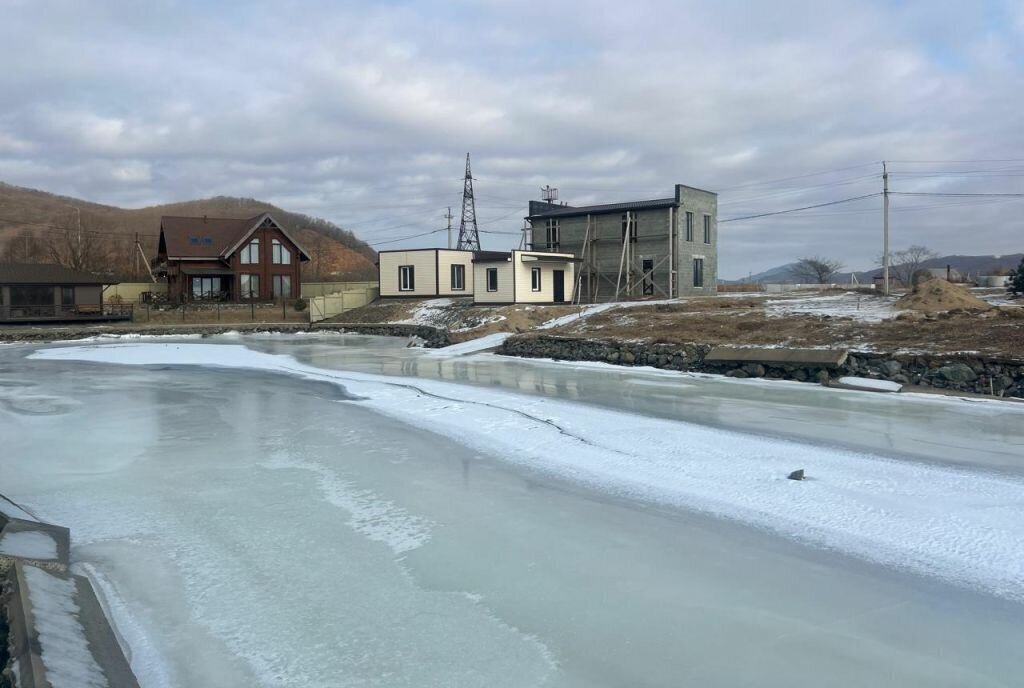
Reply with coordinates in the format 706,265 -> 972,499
271,239 -> 291,265
693,258 -> 704,288
191,277 -> 222,300
240,274 -> 260,299
399,265 -> 415,291
621,213 -> 638,243
60,286 -> 75,306
240,238 -> 260,264
450,264 -> 465,291
9,286 -> 54,306
486,268 -> 498,292
545,219 -> 560,250
272,275 -> 291,298
531,267 -> 542,292
685,212 -> 694,242
703,215 -> 712,244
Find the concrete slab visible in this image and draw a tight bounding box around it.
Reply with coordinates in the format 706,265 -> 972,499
4,562 -> 140,688
834,376 -> 903,393
704,346 -> 849,369
0,517 -> 70,575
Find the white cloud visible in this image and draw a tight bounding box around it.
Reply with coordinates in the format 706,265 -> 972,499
0,0 -> 1021,276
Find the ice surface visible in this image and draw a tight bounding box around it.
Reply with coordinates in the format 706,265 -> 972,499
0,530 -> 58,560
9,340 -> 1024,687
22,565 -> 108,688
30,342 -> 1024,601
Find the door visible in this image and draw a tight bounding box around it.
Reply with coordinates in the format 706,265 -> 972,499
642,258 -> 654,295
553,269 -> 565,303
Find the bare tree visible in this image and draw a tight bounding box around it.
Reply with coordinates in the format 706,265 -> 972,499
790,256 -> 844,284
1,229 -> 48,263
878,245 -> 939,287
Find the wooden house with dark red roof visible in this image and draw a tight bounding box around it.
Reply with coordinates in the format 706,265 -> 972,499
155,213 -> 308,302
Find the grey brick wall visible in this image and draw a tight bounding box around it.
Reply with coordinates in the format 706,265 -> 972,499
528,184 -> 717,300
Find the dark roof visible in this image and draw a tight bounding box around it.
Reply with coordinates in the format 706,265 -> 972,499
528,198 -> 676,220
472,251 -> 512,263
159,212 -> 309,261
0,263 -> 112,285
160,215 -> 262,258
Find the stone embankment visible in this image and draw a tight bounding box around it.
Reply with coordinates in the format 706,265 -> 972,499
0,322 -> 451,347
499,334 -> 1024,398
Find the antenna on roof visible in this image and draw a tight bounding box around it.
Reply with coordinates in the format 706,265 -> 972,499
541,185 -> 558,204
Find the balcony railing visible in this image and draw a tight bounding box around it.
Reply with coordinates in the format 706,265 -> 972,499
0,303 -> 134,323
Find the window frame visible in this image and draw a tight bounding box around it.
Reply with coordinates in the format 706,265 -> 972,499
692,258 -> 704,288
272,274 -> 292,299
621,213 -> 638,243
398,265 -> 415,292
486,267 -> 498,292
240,273 -> 261,299
531,267 -> 542,292
545,219 -> 560,250
685,212 -> 694,242
271,239 -> 291,265
240,238 -> 260,265
60,286 -> 75,306
703,215 -> 712,244
450,264 -> 465,291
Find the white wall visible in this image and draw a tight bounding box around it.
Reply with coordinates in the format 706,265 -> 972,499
437,250 -> 475,296
378,250 -> 439,297
473,260 -> 515,303
513,252 -> 575,303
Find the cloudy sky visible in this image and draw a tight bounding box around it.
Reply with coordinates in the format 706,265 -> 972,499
2,0 -> 1022,277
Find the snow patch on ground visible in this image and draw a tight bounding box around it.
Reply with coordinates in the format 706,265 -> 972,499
23,565 -> 109,688
837,376 -> 903,392
429,332 -> 512,356
31,342 -> 1024,601
395,298 -> 455,326
766,292 -> 901,322
0,530 -> 58,560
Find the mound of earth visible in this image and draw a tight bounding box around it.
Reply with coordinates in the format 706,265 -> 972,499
895,279 -> 991,313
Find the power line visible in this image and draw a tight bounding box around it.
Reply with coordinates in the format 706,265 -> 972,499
889,191 -> 1024,197
370,228 -> 446,247
719,193 -> 881,223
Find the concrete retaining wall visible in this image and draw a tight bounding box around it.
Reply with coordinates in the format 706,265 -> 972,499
499,334 -> 1024,398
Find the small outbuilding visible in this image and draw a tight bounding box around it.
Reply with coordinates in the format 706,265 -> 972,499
472,250 -> 579,305
0,263 -> 127,323
378,249 -> 475,297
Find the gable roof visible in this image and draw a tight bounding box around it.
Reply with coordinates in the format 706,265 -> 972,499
0,262 -> 111,285
159,213 -> 309,261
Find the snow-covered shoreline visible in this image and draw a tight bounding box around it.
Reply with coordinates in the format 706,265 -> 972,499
29,341 -> 1024,602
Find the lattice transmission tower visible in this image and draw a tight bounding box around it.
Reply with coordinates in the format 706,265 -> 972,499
456,153 -> 481,251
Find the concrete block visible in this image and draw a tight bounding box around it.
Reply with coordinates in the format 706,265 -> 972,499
704,346 -> 849,369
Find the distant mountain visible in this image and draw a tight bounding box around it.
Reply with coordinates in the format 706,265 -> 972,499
0,182 -> 377,280
727,254 -> 1023,284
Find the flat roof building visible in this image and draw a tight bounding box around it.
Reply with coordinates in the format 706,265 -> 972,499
527,185 -> 718,301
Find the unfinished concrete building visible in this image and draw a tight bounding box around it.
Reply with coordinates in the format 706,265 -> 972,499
526,185 -> 718,302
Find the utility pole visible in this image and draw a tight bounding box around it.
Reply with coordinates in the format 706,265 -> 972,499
445,207 -> 453,249
456,153 -> 481,251
882,160 -> 890,295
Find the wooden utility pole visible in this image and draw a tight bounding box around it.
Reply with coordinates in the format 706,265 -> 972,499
882,161 -> 890,295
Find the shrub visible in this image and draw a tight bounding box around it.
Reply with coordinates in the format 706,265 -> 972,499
293,298 -> 308,312
1008,257 -> 1024,297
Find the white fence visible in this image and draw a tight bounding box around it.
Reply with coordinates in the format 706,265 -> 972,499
103,282 -> 167,303
301,281 -> 379,298
308,285 -> 380,323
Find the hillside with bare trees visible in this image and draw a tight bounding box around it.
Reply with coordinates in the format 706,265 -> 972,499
0,182 -> 378,281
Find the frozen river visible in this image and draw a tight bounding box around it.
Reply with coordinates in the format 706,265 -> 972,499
3,334 -> 1024,687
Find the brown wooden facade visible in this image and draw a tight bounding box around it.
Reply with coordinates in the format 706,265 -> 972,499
157,214 -> 308,303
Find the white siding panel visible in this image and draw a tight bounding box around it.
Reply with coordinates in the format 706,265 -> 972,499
436,250 -> 475,296
378,250 -> 439,297
473,261 -> 515,303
